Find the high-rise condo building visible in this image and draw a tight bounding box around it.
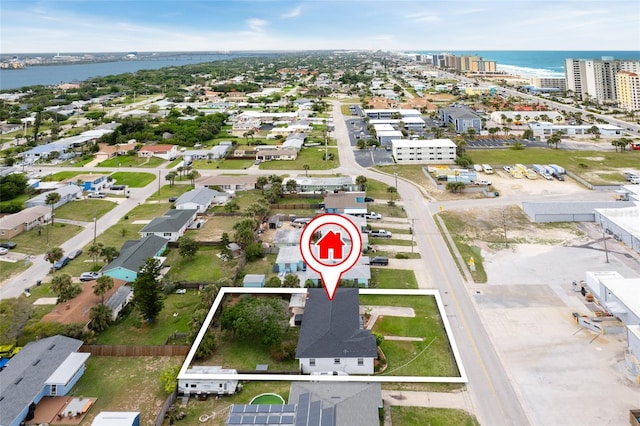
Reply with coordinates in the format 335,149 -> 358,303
565,57 -> 640,103
615,71 -> 640,112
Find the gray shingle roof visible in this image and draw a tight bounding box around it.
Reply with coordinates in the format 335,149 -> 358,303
296,289 -> 377,359
0,335 -> 83,426
289,382 -> 382,426
175,187 -> 219,207
140,209 -> 197,233
104,235 -> 168,275
105,285 -> 133,310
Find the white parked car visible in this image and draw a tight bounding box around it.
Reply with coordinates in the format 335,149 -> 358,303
0,248 -> 8,255
80,272 -> 102,281
88,192 -> 106,198
175,288 -> 187,294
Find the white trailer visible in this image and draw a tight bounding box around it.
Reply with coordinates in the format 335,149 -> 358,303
178,366 -> 239,396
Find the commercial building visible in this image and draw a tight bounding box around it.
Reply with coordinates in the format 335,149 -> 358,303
528,122 -> 623,139
565,57 -> 640,102
440,106 -> 482,134
391,139 -> 457,165
530,77 -> 567,91
615,71 -> 640,112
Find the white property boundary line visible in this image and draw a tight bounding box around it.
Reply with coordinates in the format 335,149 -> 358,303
178,287 -> 468,384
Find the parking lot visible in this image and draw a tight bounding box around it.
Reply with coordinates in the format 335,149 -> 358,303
466,138 -> 548,149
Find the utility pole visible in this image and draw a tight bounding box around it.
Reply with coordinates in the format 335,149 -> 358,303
501,209 -> 509,248
410,218 -> 415,253
601,220 -> 609,263
93,216 -> 97,246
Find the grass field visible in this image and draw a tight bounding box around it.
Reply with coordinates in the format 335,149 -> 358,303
0,193 -> 28,210
69,356 -> 181,426
375,164 -> 432,191
391,407 -> 479,426
210,190 -> 263,213
0,260 -> 30,283
40,171 -> 86,182
371,268 -> 418,289
164,246 -> 239,283
98,155 -> 165,168
370,237 -> 415,247
364,178 -> 396,200
6,223 -> 83,255
193,158 -> 255,170
436,212 -> 488,283
360,294 -> 459,378
372,203 -> 407,218
53,199 -> 117,221
125,202 -> 173,220
109,172 -> 156,188
259,147 -> 339,171
95,291 -> 202,345
467,148 -> 640,184
147,184 -> 193,201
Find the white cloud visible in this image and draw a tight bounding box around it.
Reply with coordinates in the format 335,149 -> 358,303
246,18 -> 267,33
406,12 -> 441,23
281,5 -> 302,19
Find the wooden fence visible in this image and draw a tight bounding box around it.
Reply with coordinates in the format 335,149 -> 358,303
154,390 -> 178,426
79,345 -> 190,357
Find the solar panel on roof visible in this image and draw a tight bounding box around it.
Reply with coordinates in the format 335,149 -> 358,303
308,401 -> 322,425
321,407 -> 334,426
296,393 -> 309,424
282,415 -> 295,424
258,405 -> 270,413
232,405 -> 245,413
228,414 -> 243,424
256,415 -> 268,423
283,404 -> 296,413
246,405 -> 259,413
267,415 -> 281,424
241,416 -> 255,424
270,405 -> 283,413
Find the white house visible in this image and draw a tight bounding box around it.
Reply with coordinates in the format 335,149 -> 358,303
25,184 -> 82,209
137,144 -> 178,160
296,288 -> 377,374
175,187 -> 229,213
392,139 -> 457,164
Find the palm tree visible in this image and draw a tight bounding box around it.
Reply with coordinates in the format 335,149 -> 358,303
45,247 -> 64,273
303,164 -> 310,177
176,166 -> 184,180
187,170 -> 200,186
256,176 -> 268,194
100,246 -> 119,264
355,175 -> 368,191
165,171 -> 177,187
45,192 -> 61,226
88,243 -> 104,265
93,275 -> 114,303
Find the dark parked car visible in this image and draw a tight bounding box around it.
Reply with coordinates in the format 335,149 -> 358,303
110,185 -> 125,190
370,256 -> 389,266
169,196 -> 178,202
364,197 -> 374,202
0,242 -> 17,249
53,256 -> 70,270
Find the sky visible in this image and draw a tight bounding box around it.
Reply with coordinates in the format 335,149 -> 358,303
1,0 -> 639,53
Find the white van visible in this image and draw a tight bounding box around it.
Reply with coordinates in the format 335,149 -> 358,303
482,164 -> 494,174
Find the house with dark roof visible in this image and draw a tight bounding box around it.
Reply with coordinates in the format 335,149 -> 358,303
139,209 -> 198,242
0,335 -> 89,426
227,382 -> 381,426
105,285 -> 133,320
296,289 -> 377,374
175,187 -> 230,213
439,106 -> 482,134
103,235 -> 168,282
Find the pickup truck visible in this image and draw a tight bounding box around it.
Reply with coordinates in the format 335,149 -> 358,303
623,172 -> 638,182
88,192 -> 106,198
370,230 -> 392,238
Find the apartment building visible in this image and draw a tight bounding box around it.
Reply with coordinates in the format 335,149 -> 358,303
615,71 -> 640,112
565,57 -> 640,102
391,139 -> 457,164
530,77 -> 567,91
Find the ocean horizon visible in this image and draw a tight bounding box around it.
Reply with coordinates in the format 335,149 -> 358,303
407,50 -> 640,78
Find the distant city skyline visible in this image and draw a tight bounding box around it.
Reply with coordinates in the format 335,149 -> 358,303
1,0 -> 639,54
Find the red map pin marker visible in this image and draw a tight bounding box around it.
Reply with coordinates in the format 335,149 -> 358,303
300,214 -> 362,300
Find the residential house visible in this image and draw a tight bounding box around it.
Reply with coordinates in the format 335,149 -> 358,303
175,188 -> 229,213
103,235 -> 168,282
0,335 -> 90,426
528,122 -> 623,139
256,148 -> 298,162
242,274 -> 266,288
139,209 -> 198,242
137,144 -> 178,161
63,174 -> 109,192
25,184 -> 82,209
296,288 -> 377,374
282,133 -> 306,151
292,176 -> 359,194
196,175 -> 257,192
182,142 -> 232,163
0,205 -> 51,239
105,285 -> 134,320
363,108 -> 421,120
300,254 -> 371,288
275,245 -> 307,274
227,382 -> 382,426
94,143 -> 137,162
440,106 -> 482,134
273,228 -> 303,248
323,191 -> 367,215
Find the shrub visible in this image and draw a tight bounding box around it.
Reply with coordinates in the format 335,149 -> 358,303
395,253 -> 409,259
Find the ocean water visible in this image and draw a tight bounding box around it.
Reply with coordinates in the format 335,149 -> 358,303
412,50 -> 640,78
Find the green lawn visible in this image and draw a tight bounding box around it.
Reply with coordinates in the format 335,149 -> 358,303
40,171 -> 86,182
164,246 -> 239,283
147,184 -> 193,201
372,204 -> 407,218
238,254 -> 278,284
166,158 -> 183,168
210,190 -> 263,213
375,164 -> 432,191
69,356 -> 181,426
371,226 -> 411,235
109,172 -> 156,188
0,193 -> 28,210
373,250 -> 422,259
364,178 -> 396,200
467,148 -> 640,185
53,199 -> 117,221
6,223 -> 83,255
371,268 -> 418,289
370,238 -> 415,247
437,212 -> 488,283
391,407 -> 479,426
360,294 -> 459,378
193,158 -> 256,170
200,330 -> 299,372
259,147 -> 339,171
124,202 -> 173,220
0,260 -> 30,283
98,155 -> 165,168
